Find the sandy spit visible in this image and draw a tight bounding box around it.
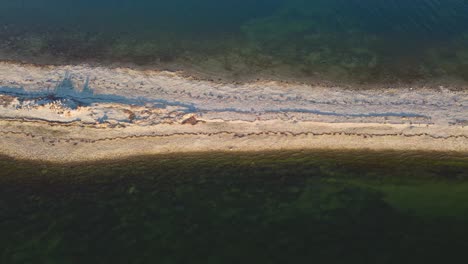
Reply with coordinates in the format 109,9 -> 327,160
0,62 -> 466,162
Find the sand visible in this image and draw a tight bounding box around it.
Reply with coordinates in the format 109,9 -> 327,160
0,61 -> 466,162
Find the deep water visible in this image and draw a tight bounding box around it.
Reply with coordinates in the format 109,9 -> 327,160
1,150 -> 468,263
2,0 -> 468,85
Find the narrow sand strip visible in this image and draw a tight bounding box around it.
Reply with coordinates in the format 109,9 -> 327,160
0,62 -> 466,162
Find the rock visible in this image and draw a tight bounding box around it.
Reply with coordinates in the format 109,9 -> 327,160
182,115 -> 198,125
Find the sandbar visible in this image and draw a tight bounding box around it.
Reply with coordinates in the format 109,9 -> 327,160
0,62 -> 466,162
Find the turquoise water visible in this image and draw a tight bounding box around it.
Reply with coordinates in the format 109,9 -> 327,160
1,151 -> 468,263
2,0 -> 468,84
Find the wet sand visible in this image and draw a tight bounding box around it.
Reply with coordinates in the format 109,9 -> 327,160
0,61 -> 467,162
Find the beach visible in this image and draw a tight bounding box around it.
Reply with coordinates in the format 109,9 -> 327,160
0,62 -> 466,162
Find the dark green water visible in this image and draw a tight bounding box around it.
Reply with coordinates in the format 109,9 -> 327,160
1,151 -> 468,263
2,0 -> 468,85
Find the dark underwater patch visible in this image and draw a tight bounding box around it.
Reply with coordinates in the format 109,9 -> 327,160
1,150 -> 468,263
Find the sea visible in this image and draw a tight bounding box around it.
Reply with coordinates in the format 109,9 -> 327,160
1,1 -> 468,263
1,151 -> 468,263
1,0 -> 468,84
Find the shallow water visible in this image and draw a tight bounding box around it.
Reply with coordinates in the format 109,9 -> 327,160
2,0 -> 468,85
1,150 -> 468,263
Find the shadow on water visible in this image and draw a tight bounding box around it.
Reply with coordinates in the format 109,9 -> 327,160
1,150 -> 468,263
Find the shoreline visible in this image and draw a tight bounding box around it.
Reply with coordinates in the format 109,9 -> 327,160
0,61 -> 467,162
1,58 -> 468,91
1,120 -> 467,163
